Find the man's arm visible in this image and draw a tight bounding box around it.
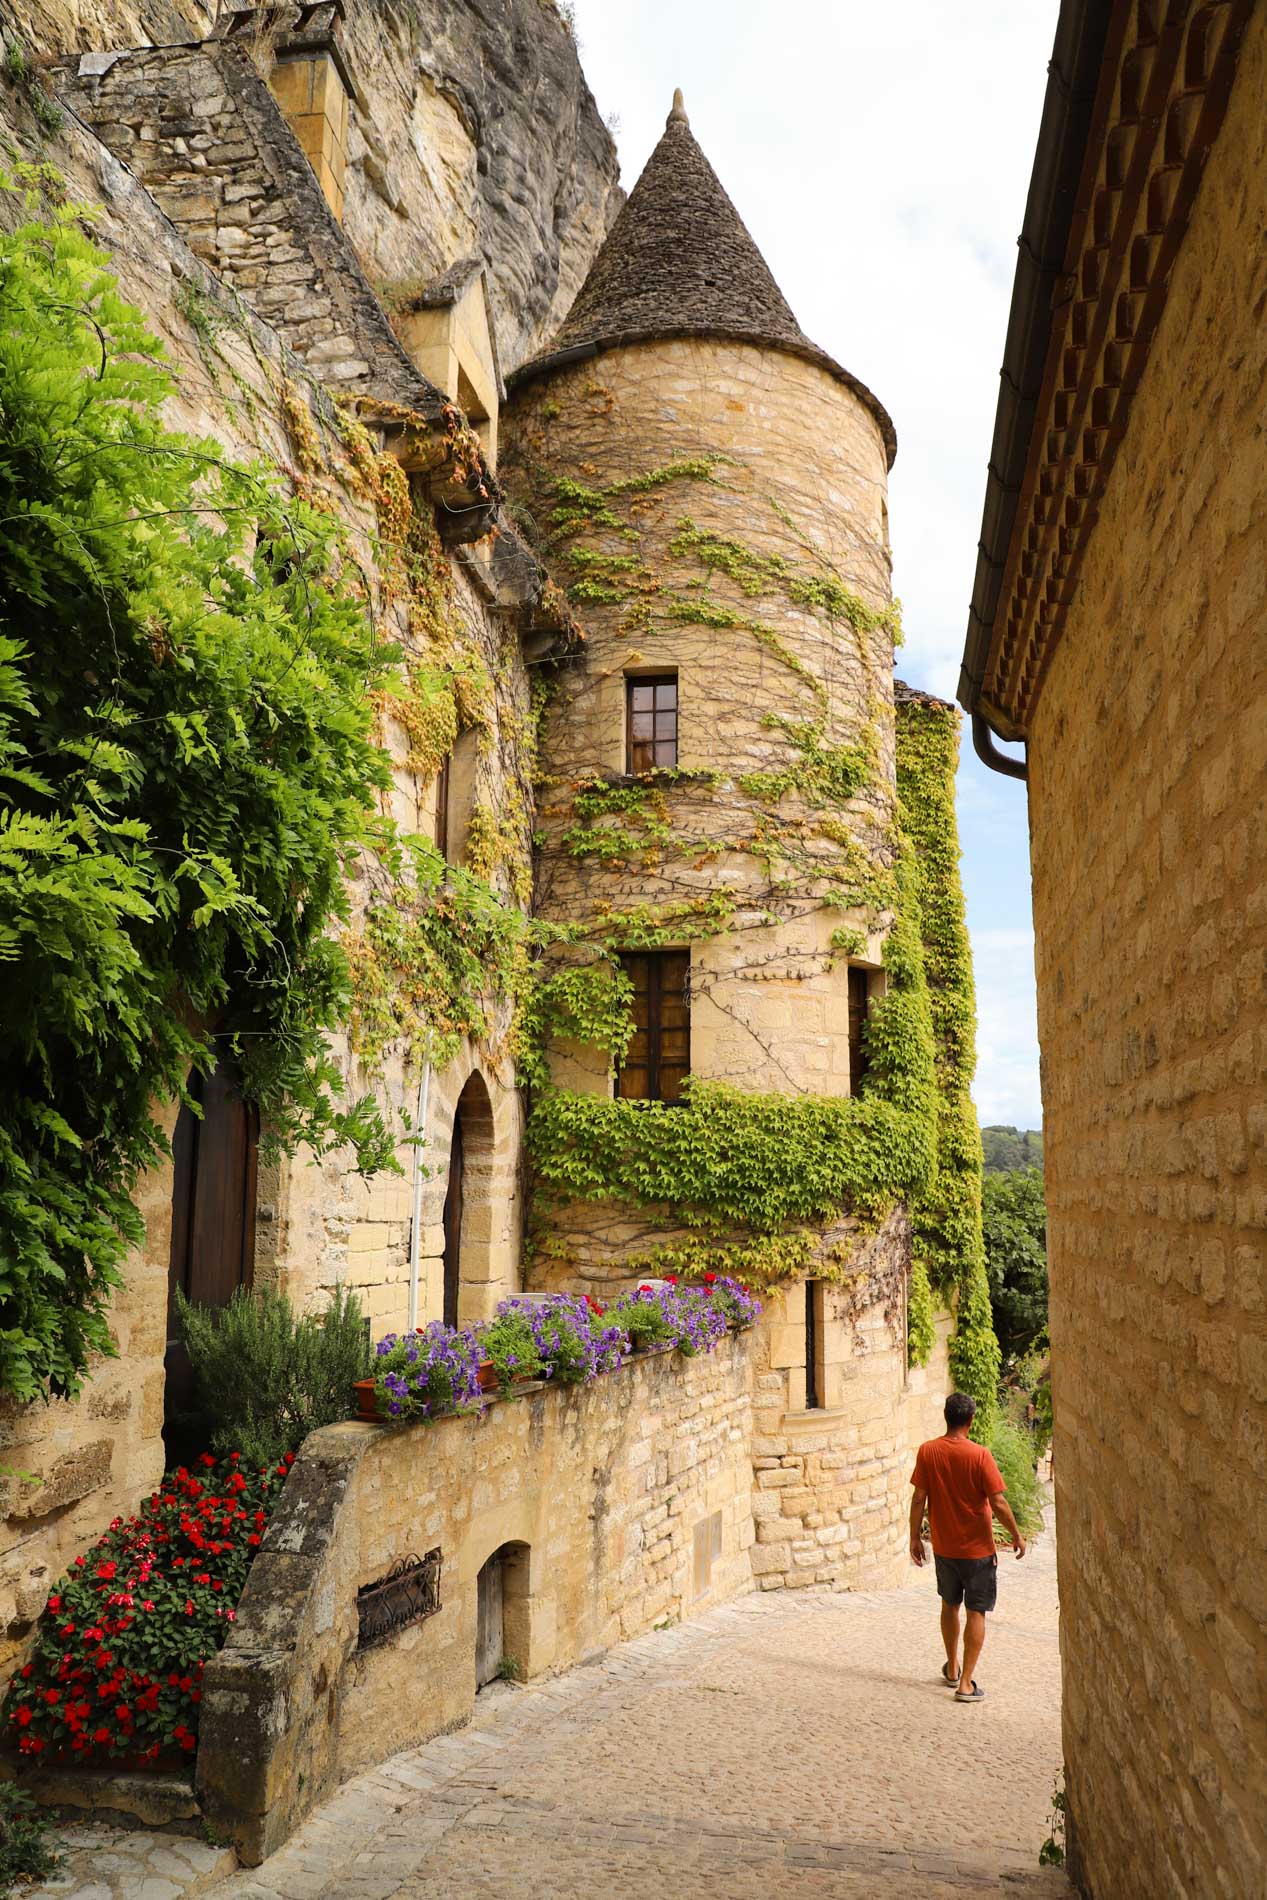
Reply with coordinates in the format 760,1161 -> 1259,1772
989,1491 -> 1026,1558
909,1485 -> 929,1566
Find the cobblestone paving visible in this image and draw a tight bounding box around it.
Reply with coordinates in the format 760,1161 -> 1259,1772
29,1825 -> 234,1900
34,1509 -> 1069,1900
218,1507 -> 1069,1900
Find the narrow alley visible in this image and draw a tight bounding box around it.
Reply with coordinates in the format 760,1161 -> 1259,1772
38,1513 -> 1068,1900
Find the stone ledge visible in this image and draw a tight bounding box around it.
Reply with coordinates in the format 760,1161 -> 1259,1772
0,1760 -> 201,1834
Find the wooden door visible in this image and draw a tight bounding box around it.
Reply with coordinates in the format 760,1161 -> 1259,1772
166,1063 -> 259,1428
442,1114 -> 463,1329
476,1552 -> 504,1688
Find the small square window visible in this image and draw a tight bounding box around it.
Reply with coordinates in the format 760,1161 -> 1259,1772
626,675 -> 677,773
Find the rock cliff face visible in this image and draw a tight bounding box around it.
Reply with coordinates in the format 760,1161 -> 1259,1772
10,0 -> 622,376
338,0 -> 621,373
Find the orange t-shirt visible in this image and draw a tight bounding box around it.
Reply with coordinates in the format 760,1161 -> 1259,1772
911,1436 -> 1005,1560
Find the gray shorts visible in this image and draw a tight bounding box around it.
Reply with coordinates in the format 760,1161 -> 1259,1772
934,1551 -> 998,1613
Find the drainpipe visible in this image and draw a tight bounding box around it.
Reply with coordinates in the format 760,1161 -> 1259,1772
406,1061 -> 432,1330
971,709 -> 1028,782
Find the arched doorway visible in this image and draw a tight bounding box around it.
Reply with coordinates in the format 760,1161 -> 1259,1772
165,1061 -> 259,1451
475,1541 -> 530,1688
441,1071 -> 495,1328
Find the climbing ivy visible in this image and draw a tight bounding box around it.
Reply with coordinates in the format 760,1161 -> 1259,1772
895,695 -> 1000,1426
0,199 -> 398,1403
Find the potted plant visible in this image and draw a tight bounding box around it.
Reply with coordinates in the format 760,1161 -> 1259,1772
611,1280 -> 729,1357
698,1271 -> 762,1332
363,1323 -> 484,1422
476,1305 -> 545,1392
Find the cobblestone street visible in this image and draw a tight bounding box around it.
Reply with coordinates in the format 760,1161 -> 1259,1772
36,1508 -> 1068,1900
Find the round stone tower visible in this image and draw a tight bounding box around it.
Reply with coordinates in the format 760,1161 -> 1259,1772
502,92 -> 905,1301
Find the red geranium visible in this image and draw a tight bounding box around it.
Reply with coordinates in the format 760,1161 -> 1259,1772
2,1453 -> 288,1767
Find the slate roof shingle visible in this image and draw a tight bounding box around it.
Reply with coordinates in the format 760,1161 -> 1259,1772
509,93 -> 895,467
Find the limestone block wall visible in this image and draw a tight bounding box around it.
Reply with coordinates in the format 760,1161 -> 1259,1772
13,0 -> 620,382
55,42 -> 437,407
198,1339 -> 754,1863
503,339 -> 897,1273
1026,10 -> 1267,1894
749,1216 -> 953,1594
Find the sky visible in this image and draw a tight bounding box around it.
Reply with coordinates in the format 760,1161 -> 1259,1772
566,0 -> 1053,1131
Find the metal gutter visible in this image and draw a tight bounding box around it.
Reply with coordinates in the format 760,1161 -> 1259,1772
957,0 -> 1114,777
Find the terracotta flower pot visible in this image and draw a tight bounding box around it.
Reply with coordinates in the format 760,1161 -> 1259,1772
353,1378 -> 381,1421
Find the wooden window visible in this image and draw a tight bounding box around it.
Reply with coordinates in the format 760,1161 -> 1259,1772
626,674 -> 678,773
848,967 -> 872,1094
434,754 -> 450,861
617,951 -> 690,1102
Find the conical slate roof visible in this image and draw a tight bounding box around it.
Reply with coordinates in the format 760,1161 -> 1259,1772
510,92 -> 895,466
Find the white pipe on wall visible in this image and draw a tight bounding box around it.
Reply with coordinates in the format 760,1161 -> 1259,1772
406,1062 -> 432,1331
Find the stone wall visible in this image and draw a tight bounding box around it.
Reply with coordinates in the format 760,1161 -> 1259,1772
751,1218 -> 953,1594
56,41 -> 442,411
502,337 -> 897,1276
0,66 -> 540,1669
1026,8 -> 1267,1893
11,0 -> 620,380
197,1338 -> 755,1863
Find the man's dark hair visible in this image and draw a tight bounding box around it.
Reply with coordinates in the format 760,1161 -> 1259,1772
944,1392 -> 977,1429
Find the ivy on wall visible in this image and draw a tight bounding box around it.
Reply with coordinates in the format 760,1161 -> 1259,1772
0,197 -> 397,1403
895,695 -> 1000,1426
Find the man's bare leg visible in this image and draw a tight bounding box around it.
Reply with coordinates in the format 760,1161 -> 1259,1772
957,1608 -> 986,1694
940,1600 -> 961,1682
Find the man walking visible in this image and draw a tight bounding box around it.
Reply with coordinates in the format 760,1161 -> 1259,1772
909,1392 -> 1026,1703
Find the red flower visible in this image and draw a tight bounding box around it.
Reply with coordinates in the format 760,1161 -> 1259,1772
94,1728 -> 110,1745
14,1706 -> 32,1727
198,1453 -> 216,1468
46,1595 -> 61,1613
96,1562 -> 117,1581
247,1534 -> 261,1547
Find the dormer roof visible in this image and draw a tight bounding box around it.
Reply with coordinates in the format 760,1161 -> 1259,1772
510,91 -> 895,467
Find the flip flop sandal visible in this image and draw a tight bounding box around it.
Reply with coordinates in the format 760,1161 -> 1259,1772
954,1681 -> 985,1702
941,1662 -> 960,1686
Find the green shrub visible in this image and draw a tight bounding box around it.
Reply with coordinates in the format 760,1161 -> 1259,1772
988,1415 -> 1043,1539
176,1283 -> 370,1466
0,200 -> 395,1406
0,1783 -> 60,1890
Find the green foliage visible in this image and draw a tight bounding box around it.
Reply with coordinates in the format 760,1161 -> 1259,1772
531,1078 -> 934,1252
895,697 -> 1000,1426
982,1124 -> 1044,1172
345,837 -> 526,1076
480,1307 -> 545,1388
0,202 -> 397,1403
176,1283 -> 370,1466
982,1167 -> 1048,1359
987,1414 -> 1043,1539
2,41 -> 65,135
516,957 -> 635,1091
0,1783 -> 60,1891
906,1254 -> 935,1368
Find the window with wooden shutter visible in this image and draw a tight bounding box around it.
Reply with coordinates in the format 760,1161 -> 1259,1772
626,675 -> 678,773
617,951 -> 690,1102
848,966 -> 872,1094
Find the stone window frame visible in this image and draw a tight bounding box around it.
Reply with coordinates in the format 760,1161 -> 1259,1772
625,672 -> 678,774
